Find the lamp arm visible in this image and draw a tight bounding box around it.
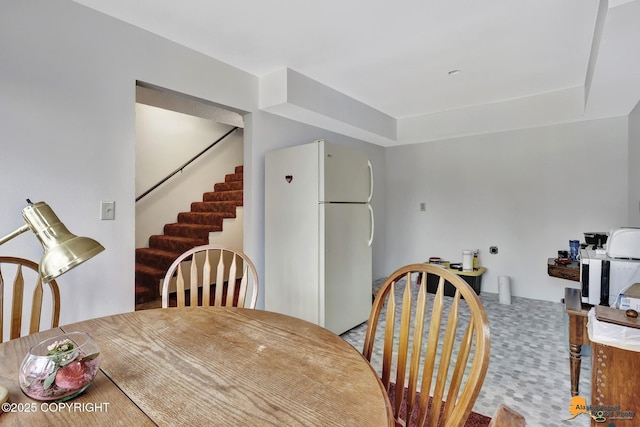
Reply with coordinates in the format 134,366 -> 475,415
0,224 -> 30,246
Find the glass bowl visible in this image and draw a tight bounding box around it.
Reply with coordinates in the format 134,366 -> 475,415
19,332 -> 101,402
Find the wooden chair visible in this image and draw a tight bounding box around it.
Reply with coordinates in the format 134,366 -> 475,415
161,245 -> 258,309
363,263 -> 491,427
0,256 -> 61,342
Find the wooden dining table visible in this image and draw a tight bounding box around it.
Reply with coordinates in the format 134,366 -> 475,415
0,307 -> 393,426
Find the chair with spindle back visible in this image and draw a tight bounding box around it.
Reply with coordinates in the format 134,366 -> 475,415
161,245 -> 258,309
0,256 -> 61,342
363,263 -> 491,427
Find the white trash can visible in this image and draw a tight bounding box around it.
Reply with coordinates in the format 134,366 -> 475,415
498,275 -> 512,305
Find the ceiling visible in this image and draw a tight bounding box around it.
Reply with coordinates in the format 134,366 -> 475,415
71,0 -> 640,146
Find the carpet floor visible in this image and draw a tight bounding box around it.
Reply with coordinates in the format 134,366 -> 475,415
340,278 -> 592,427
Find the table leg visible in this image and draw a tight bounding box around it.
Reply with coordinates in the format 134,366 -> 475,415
568,343 -> 582,397
567,313 -> 585,396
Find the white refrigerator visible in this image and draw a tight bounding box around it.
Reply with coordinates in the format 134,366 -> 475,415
265,140 -> 374,335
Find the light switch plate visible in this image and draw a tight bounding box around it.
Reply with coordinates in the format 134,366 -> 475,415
101,201 -> 115,220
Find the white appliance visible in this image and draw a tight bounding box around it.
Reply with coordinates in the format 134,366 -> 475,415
606,227 -> 640,259
580,246 -> 640,306
265,140 -> 374,335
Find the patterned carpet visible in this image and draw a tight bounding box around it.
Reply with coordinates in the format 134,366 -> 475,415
341,278 -> 592,427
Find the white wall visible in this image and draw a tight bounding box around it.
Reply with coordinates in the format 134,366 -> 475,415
385,117 -> 629,302
0,0 -> 256,324
135,103 -> 243,248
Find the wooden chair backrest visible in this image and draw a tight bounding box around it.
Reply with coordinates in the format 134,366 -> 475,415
161,245 -> 259,309
0,256 -> 61,342
363,263 -> 491,427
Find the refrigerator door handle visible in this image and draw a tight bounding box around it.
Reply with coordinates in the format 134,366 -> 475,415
367,160 -> 374,203
367,204 -> 374,247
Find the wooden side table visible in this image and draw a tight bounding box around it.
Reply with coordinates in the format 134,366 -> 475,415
548,258 -> 580,282
422,266 -> 486,296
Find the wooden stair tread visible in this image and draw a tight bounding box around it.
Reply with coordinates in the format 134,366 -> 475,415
190,201 -> 238,213
165,222 -> 222,229
179,211 -> 236,219
177,212 -> 229,225
149,235 -> 204,243
134,263 -> 167,275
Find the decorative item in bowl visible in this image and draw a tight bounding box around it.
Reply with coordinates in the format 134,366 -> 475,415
19,332 -> 101,402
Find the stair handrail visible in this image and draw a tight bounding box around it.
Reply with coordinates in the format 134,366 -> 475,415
136,126 -> 239,203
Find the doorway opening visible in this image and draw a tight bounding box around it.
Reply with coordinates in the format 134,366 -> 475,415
134,82 -> 245,309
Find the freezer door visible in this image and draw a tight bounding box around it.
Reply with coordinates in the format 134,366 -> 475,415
320,141 -> 371,203
320,203 -> 373,334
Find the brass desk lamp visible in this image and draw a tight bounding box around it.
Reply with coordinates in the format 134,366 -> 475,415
0,200 -> 104,282
0,200 -> 104,403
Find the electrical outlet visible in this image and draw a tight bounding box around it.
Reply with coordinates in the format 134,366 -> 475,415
101,201 -> 115,220
419,202 -> 426,212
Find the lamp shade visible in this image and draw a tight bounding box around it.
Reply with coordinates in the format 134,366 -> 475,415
22,202 -> 105,282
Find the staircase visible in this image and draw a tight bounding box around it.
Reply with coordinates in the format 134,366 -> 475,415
135,165 -> 244,307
